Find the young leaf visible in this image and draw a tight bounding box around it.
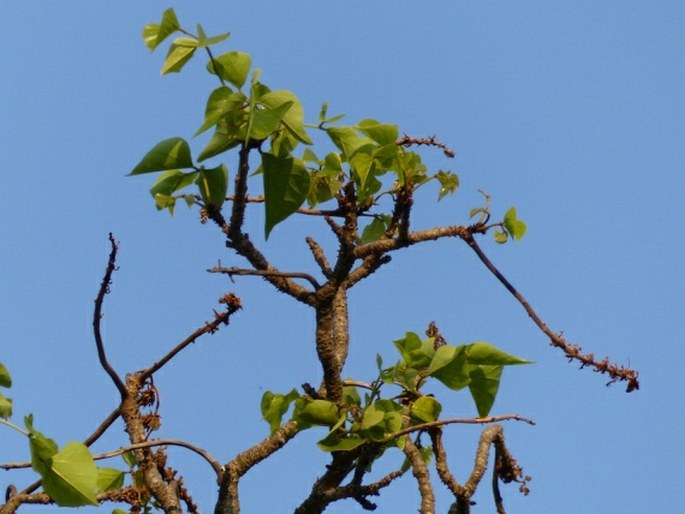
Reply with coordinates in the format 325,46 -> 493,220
261,389 -> 299,434
466,342 -> 532,366
195,164 -> 228,209
42,442 -> 99,507
195,24 -> 230,48
207,51 -> 252,89
142,8 -> 180,51
195,87 -> 245,136
262,153 -> 310,238
26,415 -> 59,476
494,230 -> 508,244
503,206 -> 527,241
130,138 -> 193,175
361,216 -> 390,243
161,38 -> 198,75
0,362 -> 10,388
435,171 -> 459,201
468,365 -> 503,418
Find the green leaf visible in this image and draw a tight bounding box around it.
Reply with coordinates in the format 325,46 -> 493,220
468,365 -> 503,417
195,24 -> 230,48
113,509 -> 128,514
411,396 -> 442,424
427,345 -> 470,391
96,467 -> 125,493
349,151 -> 376,190
436,171 -> 459,201
361,216 -> 390,243
43,442 -> 99,506
361,404 -> 386,430
0,362 -> 10,388
317,432 -> 365,452
208,51 -> 252,89
130,138 -> 193,175
121,451 -> 137,468
26,415 -> 59,476
195,87 -> 246,136
261,389 -> 299,434
153,193 -> 176,215
198,119 -> 244,162
393,332 -> 432,370
262,153 -> 310,238
356,118 -> 399,145
149,170 -> 198,204
326,126 -> 372,160
161,38 -> 198,75
249,101 -> 294,140
494,230 -> 508,244
0,392 -> 12,419
294,399 -> 339,427
261,91 -> 312,144
195,164 -> 228,209
503,206 -> 527,240
343,385 -> 361,407
142,8 -> 180,51
466,342 -> 532,366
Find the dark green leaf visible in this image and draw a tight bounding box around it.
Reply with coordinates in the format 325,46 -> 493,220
0,362 -> 10,388
343,386 -> 361,407
149,170 -> 198,204
142,8 -> 180,51
468,365 -> 503,417
411,396 -> 442,424
207,51 -> 252,89
427,345 -> 470,391
161,38 -> 198,75
356,118 -> 399,145
196,164 -> 228,209
361,216 -> 389,243
317,432 -> 365,452
198,119 -> 244,162
262,153 -> 310,238
466,342 -> 532,366
130,138 -> 193,175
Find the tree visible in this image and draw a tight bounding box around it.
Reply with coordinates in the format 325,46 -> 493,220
0,8 -> 639,514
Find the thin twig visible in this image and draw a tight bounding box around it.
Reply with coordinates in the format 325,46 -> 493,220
93,233 -> 127,398
397,134 -> 456,159
385,414 -> 535,442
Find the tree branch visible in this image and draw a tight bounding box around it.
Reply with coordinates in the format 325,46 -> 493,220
93,233 -> 127,398
208,266 -> 321,290
463,232 -> 640,392
403,436 -> 435,514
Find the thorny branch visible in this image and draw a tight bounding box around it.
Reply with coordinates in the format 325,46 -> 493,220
93,233 -> 127,398
397,133 -> 456,159
463,232 -> 640,392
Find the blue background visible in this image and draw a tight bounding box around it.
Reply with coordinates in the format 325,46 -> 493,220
2,2 -> 682,513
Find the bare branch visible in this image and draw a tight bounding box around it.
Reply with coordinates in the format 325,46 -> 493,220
139,293 -> 242,382
93,233 -> 127,398
403,437 -> 435,514
463,233 -> 640,392
306,236 -> 333,278
208,266 -> 321,289
386,414 -> 535,442
397,133 -> 456,159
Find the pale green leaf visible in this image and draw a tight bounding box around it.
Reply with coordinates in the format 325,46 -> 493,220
427,345 -> 470,391
261,91 -> 313,144
261,389 -> 299,434
142,8 -> 180,51
411,396 -> 442,424
294,399 -> 339,427
149,170 -> 198,201
248,101 -> 293,140
195,87 -> 246,136
0,393 -> 12,419
207,51 -> 252,89
317,433 -> 365,452
43,442 -> 99,506
356,118 -> 398,145
466,342 -> 532,366
161,38 -> 198,75
198,119 -> 244,162
96,467 -> 125,493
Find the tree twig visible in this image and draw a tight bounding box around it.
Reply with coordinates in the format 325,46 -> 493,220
208,266 -> 321,290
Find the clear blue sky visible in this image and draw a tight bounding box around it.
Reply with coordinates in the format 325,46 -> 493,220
2,2 -> 683,513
